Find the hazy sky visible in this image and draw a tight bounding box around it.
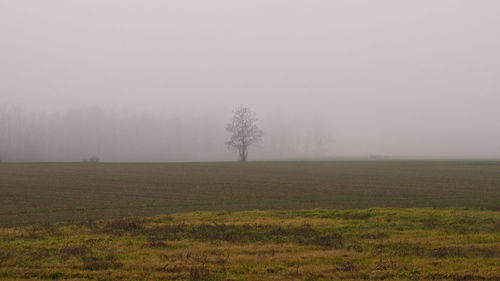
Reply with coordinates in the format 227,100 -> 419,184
1,1 -> 499,161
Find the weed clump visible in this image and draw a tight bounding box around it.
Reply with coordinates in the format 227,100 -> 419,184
101,217 -> 145,235
59,244 -> 91,259
27,247 -> 52,261
359,231 -> 389,240
145,223 -> 344,248
144,236 -> 168,248
0,248 -> 12,264
431,245 -> 500,258
291,224 -> 344,249
81,252 -> 122,270
25,223 -> 61,239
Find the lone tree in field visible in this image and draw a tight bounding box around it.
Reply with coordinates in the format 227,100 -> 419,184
225,107 -> 263,162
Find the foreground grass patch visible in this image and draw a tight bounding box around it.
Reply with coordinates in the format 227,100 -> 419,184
1,208 -> 499,280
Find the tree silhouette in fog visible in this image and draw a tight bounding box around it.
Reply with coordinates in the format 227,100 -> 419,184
225,107 -> 263,162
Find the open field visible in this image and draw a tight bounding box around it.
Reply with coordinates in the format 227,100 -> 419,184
1,160 -> 500,226
0,208 -> 499,280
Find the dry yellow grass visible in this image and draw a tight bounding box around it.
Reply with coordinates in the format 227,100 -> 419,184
0,208 -> 499,280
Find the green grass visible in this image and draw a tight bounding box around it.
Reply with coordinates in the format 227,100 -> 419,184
0,208 -> 499,280
1,160 -> 500,226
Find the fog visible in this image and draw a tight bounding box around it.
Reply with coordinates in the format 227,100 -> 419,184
1,1 -> 499,162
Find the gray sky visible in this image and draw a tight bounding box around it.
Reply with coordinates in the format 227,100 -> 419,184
1,1 -> 499,161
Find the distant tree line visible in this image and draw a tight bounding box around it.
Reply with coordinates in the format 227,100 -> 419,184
0,105 -> 333,162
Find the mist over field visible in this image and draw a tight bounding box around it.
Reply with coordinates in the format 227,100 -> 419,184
1,1 -> 500,162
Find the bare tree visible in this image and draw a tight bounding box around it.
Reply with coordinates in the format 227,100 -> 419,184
225,107 -> 263,162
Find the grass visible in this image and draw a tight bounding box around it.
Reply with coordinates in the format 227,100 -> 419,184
0,208 -> 499,280
1,160 -> 500,226
1,161 -> 499,279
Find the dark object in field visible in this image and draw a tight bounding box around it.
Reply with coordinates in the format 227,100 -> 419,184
82,156 -> 100,162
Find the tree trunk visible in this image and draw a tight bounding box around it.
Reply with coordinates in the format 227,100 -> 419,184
239,147 -> 247,162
